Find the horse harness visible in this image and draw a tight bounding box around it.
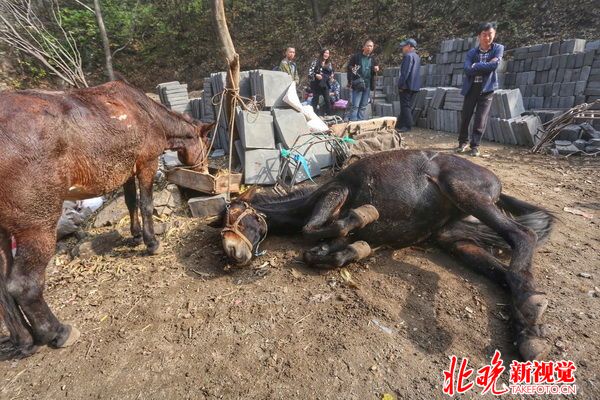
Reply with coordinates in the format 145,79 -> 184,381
221,202 -> 268,256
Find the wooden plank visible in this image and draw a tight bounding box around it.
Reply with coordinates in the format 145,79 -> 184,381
329,117 -> 397,137
166,168 -> 241,194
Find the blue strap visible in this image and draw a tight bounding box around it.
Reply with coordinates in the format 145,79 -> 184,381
293,154 -> 315,183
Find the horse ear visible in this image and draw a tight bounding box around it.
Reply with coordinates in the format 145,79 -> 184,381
200,122 -> 216,137
207,209 -> 226,228
237,186 -> 257,202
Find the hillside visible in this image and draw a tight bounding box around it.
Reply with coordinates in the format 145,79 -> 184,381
1,0 -> 600,91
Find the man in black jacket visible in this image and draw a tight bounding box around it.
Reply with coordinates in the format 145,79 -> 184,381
395,38 -> 421,132
347,39 -> 380,121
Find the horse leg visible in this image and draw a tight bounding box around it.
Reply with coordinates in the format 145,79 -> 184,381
136,159 -> 162,255
123,177 -> 142,245
435,228 -> 509,287
304,238 -> 372,269
8,227 -> 79,349
0,228 -> 38,360
437,186 -> 548,360
302,186 -> 379,240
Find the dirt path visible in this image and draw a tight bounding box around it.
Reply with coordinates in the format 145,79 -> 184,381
1,129 -> 599,399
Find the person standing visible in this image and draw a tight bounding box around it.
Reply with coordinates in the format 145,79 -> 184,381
395,38 -> 421,132
347,39 -> 380,121
279,47 -> 300,85
308,49 -> 334,116
456,22 -> 504,157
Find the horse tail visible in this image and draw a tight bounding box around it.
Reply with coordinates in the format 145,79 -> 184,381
0,230 -> 11,328
0,230 -> 26,341
440,194 -> 555,250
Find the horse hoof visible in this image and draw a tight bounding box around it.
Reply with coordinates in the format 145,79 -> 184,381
520,294 -> 548,325
519,337 -> 550,361
148,242 -> 164,255
54,325 -> 81,348
348,240 -> 372,259
128,235 -> 143,247
351,205 -> 380,228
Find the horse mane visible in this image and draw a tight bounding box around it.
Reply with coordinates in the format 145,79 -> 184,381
252,186 -> 319,211
113,80 -> 200,139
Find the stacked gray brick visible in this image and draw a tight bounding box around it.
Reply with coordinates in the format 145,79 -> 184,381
503,38 -> 597,110
156,81 -> 191,114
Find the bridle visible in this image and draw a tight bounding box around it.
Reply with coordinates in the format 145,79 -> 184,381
221,202 -> 268,257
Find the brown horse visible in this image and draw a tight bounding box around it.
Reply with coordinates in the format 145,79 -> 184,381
219,150 -> 554,361
0,80 -> 211,359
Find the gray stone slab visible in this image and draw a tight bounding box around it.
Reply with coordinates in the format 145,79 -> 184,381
188,194 -> 227,218
502,89 -> 525,118
250,70 -> 293,108
560,39 -> 586,54
558,96 -> 575,108
580,66 -> 592,82
236,109 -> 276,149
272,109 -> 310,148
560,82 -> 576,96
500,118 -> 518,145
575,81 -> 588,96
244,149 -> 281,185
574,53 -> 585,68
557,124 -> 581,141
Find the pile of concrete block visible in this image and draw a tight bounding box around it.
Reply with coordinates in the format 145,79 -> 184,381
504,39 -> 600,109
233,108 -> 278,185
427,37 -> 479,87
485,89 -> 541,146
489,89 -> 525,119
552,122 -> 600,154
412,88 -> 436,122
486,115 -> 542,146
250,70 -> 293,108
156,81 -> 191,114
414,87 -> 463,133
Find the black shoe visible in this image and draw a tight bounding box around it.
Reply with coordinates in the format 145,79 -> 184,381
454,143 -> 468,153
470,147 -> 481,157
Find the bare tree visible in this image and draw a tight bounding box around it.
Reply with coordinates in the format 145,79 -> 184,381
93,0 -> 114,81
310,0 -> 322,23
211,0 -> 240,128
0,0 -> 88,87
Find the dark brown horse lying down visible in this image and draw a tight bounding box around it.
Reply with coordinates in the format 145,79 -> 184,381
220,150 -> 554,361
0,80 -> 211,359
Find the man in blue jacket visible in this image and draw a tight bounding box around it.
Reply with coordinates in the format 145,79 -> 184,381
395,38 -> 421,132
456,22 -> 504,157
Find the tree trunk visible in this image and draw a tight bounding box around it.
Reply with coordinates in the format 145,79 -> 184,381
211,0 -> 240,164
93,0 -> 114,81
310,0 -> 322,23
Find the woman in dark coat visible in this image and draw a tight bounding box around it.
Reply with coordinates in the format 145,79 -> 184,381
308,49 -> 334,116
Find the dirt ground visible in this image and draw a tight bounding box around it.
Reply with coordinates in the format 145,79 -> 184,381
1,129 -> 599,399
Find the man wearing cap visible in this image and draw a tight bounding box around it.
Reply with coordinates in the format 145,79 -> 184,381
395,38 -> 421,132
455,22 -> 504,157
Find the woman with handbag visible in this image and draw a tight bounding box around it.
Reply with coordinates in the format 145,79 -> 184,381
308,49 -> 334,116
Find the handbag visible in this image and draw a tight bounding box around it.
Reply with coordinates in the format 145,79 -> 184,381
351,77 -> 366,92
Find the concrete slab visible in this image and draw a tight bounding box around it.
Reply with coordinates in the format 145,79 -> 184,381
243,149 -> 281,185
272,108 -> 310,148
236,109 -> 276,149
188,194 -> 227,218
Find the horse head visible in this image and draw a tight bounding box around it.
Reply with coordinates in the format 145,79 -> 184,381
173,116 -> 213,173
219,187 -> 268,266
